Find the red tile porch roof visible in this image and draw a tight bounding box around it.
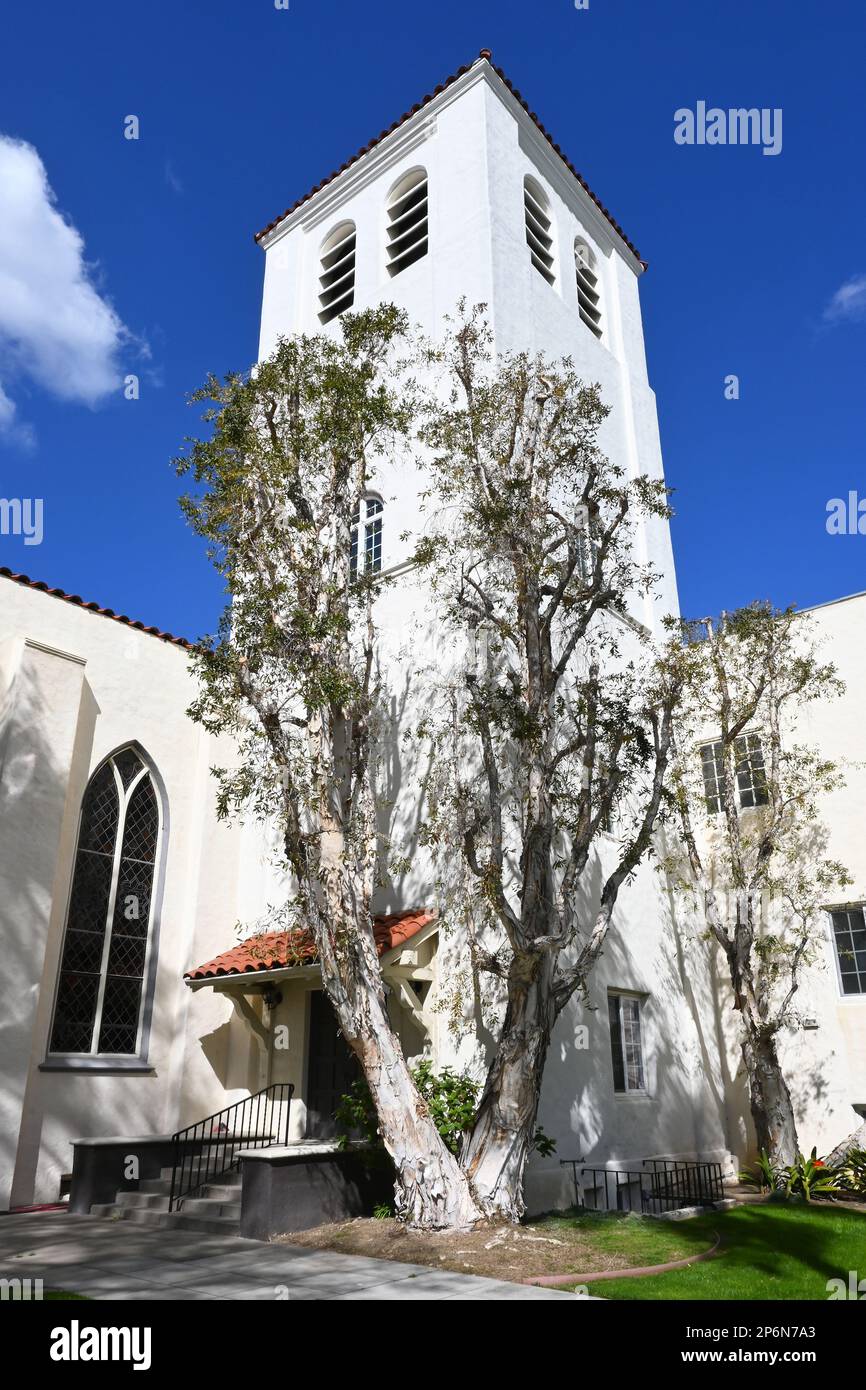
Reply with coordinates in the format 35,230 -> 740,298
253,50 -> 645,268
185,909 -> 435,982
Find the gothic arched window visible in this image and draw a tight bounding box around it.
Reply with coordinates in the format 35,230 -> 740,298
349,494 -> 383,579
48,748 -> 163,1058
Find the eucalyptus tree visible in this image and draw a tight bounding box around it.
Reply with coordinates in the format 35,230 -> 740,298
413,309 -> 681,1220
665,604 -> 850,1168
175,306 -> 482,1228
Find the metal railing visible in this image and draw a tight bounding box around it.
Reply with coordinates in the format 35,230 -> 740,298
169,1083 -> 293,1212
576,1158 -> 725,1214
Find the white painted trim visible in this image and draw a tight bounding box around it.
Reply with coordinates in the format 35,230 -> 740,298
24,638 -> 86,666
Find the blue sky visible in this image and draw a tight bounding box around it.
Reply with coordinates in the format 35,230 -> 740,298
0,0 -> 864,640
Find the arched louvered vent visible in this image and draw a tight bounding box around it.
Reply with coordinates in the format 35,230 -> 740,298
318,222 -> 356,325
386,169 -> 428,277
524,177 -> 555,286
575,239 -> 602,339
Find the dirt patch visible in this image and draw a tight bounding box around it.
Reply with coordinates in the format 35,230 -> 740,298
273,1213 -> 690,1283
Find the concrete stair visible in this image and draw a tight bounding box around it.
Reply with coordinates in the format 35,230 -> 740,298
90,1167 -> 243,1235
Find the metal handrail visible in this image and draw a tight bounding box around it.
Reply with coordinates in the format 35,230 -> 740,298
578,1158 -> 724,1214
169,1082 -> 294,1212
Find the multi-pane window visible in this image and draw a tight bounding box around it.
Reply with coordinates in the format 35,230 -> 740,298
386,168 -> 428,277
349,495 -> 383,579
830,906 -> 866,995
49,748 -> 161,1057
318,221 -> 356,325
524,176 -> 555,286
609,992 -> 646,1093
574,239 -> 603,339
700,734 -> 768,813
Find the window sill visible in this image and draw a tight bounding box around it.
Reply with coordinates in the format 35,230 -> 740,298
40,1058 -> 155,1075
612,1090 -> 653,1101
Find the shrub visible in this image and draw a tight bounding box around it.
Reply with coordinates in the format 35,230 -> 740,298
739,1149 -> 783,1193
837,1146 -> 866,1197
335,1060 -> 479,1156
740,1147 -> 841,1201
781,1149 -> 841,1202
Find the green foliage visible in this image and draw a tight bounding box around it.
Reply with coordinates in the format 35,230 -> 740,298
333,1077 -> 379,1149
838,1147 -> 866,1197
739,1145 -> 839,1200
739,1148 -> 782,1193
173,305 -> 416,889
411,1060 -> 479,1155
531,1127 -> 557,1159
741,1146 -> 841,1201
372,1202 -> 393,1220
335,1061 -> 479,1156
780,1149 -> 840,1202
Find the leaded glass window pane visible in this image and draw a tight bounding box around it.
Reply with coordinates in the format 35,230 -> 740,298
49,749 -> 161,1057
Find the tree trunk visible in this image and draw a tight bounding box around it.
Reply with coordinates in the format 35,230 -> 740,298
826,1120 -> 866,1167
315,915 -> 483,1229
741,1030 -> 799,1168
461,957 -> 556,1221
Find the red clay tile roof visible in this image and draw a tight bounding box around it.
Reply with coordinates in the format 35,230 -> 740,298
254,50 -> 645,268
185,909 -> 435,982
0,566 -> 193,650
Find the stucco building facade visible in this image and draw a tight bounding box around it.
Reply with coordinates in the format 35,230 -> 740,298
1,53 -> 862,1218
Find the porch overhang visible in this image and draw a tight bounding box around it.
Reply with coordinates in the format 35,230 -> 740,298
183,910 -> 438,994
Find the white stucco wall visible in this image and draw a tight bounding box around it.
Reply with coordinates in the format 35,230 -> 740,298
0,580 -> 258,1206
253,56 -> 730,1198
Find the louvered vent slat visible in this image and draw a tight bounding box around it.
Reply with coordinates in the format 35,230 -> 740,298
575,239 -> 603,339
318,222 -> 356,325
524,177 -> 556,286
387,169 -> 429,277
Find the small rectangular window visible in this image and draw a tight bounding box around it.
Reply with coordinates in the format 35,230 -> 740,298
734,732 -> 768,808
609,992 -> 646,1093
830,906 -> 866,995
700,734 -> 768,813
700,741 -> 725,813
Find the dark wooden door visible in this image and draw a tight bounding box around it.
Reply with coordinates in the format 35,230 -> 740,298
306,990 -> 362,1138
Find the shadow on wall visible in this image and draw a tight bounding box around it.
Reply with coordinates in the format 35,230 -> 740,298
662,856 -> 842,1166
364,619 -> 736,1183
535,888 -> 729,1176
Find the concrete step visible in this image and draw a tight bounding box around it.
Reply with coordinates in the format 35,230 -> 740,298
115,1190 -> 171,1211
140,1177 -> 172,1195
179,1196 -> 241,1219
157,1166 -> 242,1188
198,1180 -> 242,1200
86,1205 -> 240,1236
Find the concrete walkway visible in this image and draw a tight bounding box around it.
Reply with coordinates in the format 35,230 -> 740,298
0,1213 -> 575,1300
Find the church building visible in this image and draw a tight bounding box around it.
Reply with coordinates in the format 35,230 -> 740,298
1,52 -> 863,1225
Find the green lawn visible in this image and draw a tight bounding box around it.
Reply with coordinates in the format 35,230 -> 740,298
582,1202 -> 866,1300
536,1209 -> 716,1268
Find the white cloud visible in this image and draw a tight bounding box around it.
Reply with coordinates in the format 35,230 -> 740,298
823,273 -> 866,324
0,379 -> 35,450
0,134 -> 135,435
